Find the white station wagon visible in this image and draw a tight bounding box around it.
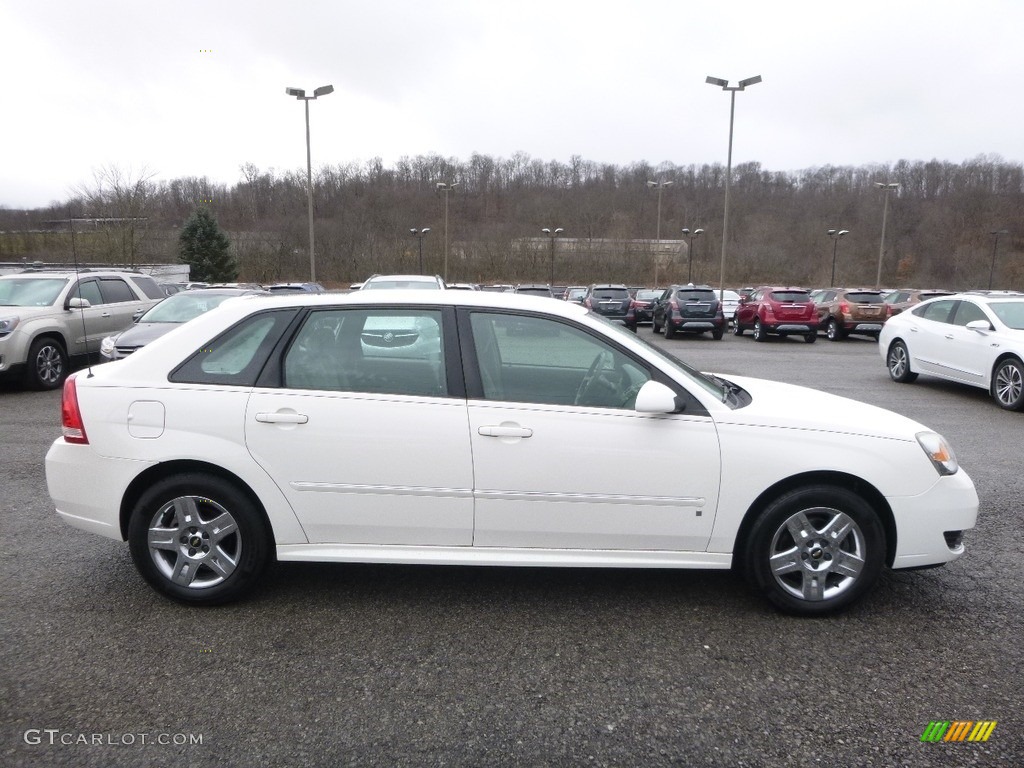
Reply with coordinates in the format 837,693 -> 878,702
46,291 -> 978,615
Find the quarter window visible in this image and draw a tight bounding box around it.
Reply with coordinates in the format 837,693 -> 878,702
915,299 -> 956,323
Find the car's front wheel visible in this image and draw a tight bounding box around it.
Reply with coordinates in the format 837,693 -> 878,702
26,336 -> 68,390
992,357 -> 1024,410
744,485 -> 885,615
887,340 -> 918,383
753,319 -> 766,342
128,473 -> 272,605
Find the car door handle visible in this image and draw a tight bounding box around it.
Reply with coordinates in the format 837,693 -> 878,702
478,424 -> 533,438
255,412 -> 309,424
945,334 -> 954,340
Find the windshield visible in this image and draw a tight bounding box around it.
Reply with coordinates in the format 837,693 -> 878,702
140,292 -> 238,323
596,314 -> 734,405
363,279 -> 439,290
989,301 -> 1024,330
0,277 -> 67,307
635,290 -> 661,300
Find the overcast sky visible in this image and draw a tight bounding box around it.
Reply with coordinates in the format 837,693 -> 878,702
2,0 -> 1022,209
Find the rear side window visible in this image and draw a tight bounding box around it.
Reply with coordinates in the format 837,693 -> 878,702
171,310 -> 298,386
770,291 -> 811,303
97,278 -> 136,304
915,299 -> 955,323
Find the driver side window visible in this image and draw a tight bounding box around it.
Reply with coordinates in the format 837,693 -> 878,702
469,312 -> 650,408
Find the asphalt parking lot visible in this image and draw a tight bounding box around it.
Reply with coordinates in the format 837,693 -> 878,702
3,330 -> 1022,767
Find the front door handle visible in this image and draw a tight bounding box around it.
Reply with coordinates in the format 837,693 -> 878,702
478,424 -> 533,438
255,411 -> 309,424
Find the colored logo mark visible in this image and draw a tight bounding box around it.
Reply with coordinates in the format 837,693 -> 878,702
921,721 -> 997,742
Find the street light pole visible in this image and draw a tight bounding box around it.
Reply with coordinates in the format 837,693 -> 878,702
436,182 -> 458,281
828,228 -> 850,287
706,75 -> 761,303
285,84 -> 334,283
874,182 -> 899,288
681,227 -> 705,284
410,228 -> 431,273
542,227 -> 564,286
989,229 -> 1009,289
647,180 -> 673,286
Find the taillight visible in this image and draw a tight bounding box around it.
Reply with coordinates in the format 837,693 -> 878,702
584,298 -> 592,308
839,301 -> 850,315
61,374 -> 89,444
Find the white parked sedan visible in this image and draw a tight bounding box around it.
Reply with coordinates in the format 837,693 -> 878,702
46,291 -> 977,615
880,291 -> 1024,410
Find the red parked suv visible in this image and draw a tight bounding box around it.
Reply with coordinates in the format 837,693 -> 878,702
734,286 -> 818,343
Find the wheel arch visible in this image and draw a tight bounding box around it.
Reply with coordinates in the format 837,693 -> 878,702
732,470 -> 897,570
119,459 -> 276,547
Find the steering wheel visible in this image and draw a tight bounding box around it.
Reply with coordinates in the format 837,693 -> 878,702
574,350 -> 614,405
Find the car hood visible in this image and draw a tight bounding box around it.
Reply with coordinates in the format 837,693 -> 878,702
109,322 -> 178,347
712,373 -> 925,441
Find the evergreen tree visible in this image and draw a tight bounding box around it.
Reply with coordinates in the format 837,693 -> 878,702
178,207 -> 236,282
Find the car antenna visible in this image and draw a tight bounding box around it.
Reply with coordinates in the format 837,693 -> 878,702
69,208 -> 93,379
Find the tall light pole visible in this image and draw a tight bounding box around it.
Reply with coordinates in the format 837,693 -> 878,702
706,75 -> 762,302
542,227 -> 564,286
874,182 -> 899,288
285,84 -> 334,282
410,227 -> 431,273
647,180 -> 673,286
436,182 -> 458,281
681,227 -> 704,284
828,229 -> 850,287
989,229 -> 1009,289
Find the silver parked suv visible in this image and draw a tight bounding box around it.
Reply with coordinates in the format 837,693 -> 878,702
0,268 -> 164,389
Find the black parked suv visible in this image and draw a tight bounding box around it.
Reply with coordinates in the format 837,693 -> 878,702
582,284 -> 631,323
651,285 -> 726,340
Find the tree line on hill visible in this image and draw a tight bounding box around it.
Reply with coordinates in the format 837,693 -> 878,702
1,153 -> 1020,289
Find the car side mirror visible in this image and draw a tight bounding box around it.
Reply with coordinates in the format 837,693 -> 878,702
133,309 -> 146,323
965,319 -> 992,333
634,380 -> 681,414
66,297 -> 91,310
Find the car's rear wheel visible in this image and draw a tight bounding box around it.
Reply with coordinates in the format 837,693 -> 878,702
826,318 -> 845,341
733,319 -> 743,336
712,329 -> 724,341
744,485 -> 885,615
804,332 -> 817,344
128,474 -> 271,605
992,357 -> 1024,410
887,340 -> 918,383
753,319 -> 766,342
663,319 -> 676,339
26,336 -> 68,390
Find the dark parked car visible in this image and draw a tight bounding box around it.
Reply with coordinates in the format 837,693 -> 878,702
815,289 -> 891,340
624,288 -> 662,331
513,284 -> 555,298
582,284 -> 631,322
651,285 -> 726,340
734,287 -> 818,343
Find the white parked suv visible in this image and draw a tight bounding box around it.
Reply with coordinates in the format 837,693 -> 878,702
0,269 -> 164,389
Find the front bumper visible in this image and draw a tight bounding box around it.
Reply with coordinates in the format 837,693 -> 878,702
889,467 -> 979,569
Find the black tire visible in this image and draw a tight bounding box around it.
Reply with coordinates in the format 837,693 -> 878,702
826,318 -> 845,341
992,357 -> 1024,411
733,319 -> 744,336
25,336 -> 68,391
663,319 -> 676,340
753,319 -> 766,342
886,340 -> 918,383
651,316 -> 662,334
128,473 -> 272,605
743,485 -> 886,615
804,332 -> 817,344
712,329 -> 724,341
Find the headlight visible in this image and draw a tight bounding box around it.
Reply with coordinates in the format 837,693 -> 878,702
99,336 -> 118,359
0,315 -> 19,337
916,431 -> 959,476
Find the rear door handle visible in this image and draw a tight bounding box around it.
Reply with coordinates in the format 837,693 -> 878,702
256,412 -> 309,424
